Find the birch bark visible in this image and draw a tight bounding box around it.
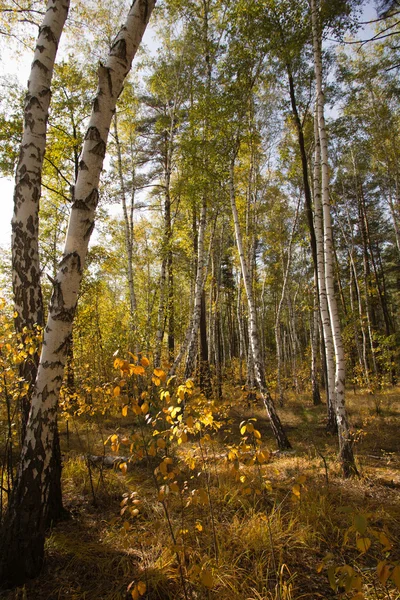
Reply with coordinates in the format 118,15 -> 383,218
0,0 -> 156,587
311,0 -> 357,476
12,0 -> 70,431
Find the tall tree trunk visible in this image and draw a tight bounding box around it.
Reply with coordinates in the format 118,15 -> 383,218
275,196 -> 300,406
0,1 -> 156,588
170,198 -> 207,377
11,0 -> 70,529
313,109 -> 337,433
113,112 -> 138,351
229,158 -> 291,450
311,0 -> 357,476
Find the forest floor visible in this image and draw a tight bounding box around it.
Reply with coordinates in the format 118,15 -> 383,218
1,386 -> 400,600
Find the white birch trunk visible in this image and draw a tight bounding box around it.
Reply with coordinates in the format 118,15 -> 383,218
11,0 -> 70,430
313,111 -> 337,431
311,0 -> 357,476
229,158 -> 291,450
0,1 -> 156,586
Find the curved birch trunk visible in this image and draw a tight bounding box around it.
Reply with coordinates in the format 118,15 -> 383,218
0,1 -> 156,587
311,0 -> 357,476
229,159 -> 291,450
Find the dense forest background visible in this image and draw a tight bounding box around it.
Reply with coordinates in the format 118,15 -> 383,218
0,0 -> 400,598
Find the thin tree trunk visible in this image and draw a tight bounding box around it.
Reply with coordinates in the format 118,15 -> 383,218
275,196 -> 301,406
0,2 -> 156,587
229,157 -> 291,450
313,108 -> 337,433
311,0 -> 357,476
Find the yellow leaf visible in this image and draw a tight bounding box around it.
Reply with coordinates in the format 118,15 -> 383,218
391,565 -> 400,590
131,365 -> 145,376
297,475 -> 306,484
119,462 -> 128,475
185,379 -> 194,389
167,375 -> 176,386
246,423 -> 254,433
200,568 -> 214,588
186,416 -> 194,428
137,581 -> 146,595
152,376 -> 161,386
154,368 -> 166,380
141,402 -> 149,414
148,443 -> 156,457
256,451 -> 268,464
170,481 -> 180,493
240,425 -> 246,435
178,387 -> 185,401
356,537 -> 371,554
140,356 -> 150,367
127,352 -> 138,361
133,403 -> 142,415
240,475 -> 246,483
113,386 -> 121,397
157,438 -> 166,449
131,587 -> 139,600
377,561 -> 392,585
195,522 -> 203,532
122,405 -> 128,417
292,484 -> 301,497
253,429 -> 261,439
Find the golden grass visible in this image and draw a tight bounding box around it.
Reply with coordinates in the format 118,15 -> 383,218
1,387 -> 400,600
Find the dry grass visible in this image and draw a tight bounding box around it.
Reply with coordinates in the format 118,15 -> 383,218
1,387 -> 400,600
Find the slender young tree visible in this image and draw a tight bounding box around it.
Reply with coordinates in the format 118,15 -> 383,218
311,0 -> 357,476
230,155 -> 291,450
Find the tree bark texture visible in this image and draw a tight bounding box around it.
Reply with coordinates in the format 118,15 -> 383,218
12,0 -> 70,434
0,0 -> 156,588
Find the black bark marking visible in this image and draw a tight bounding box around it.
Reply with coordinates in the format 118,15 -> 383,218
41,360 -> 64,369
52,308 -> 75,323
59,251 -> 82,275
85,188 -> 99,209
72,199 -> 90,211
36,44 -> 45,53
110,38 -> 127,60
54,336 -> 69,356
83,220 -> 95,240
32,59 -> 49,74
79,160 -> 88,170
85,126 -> 101,141
93,96 -> 100,113
39,25 -> 57,45
90,140 -> 106,158
39,87 -> 51,99
27,215 -> 35,234
25,95 -> 42,111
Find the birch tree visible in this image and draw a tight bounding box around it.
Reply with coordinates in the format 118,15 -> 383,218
0,0 -> 156,587
311,0 -> 357,476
